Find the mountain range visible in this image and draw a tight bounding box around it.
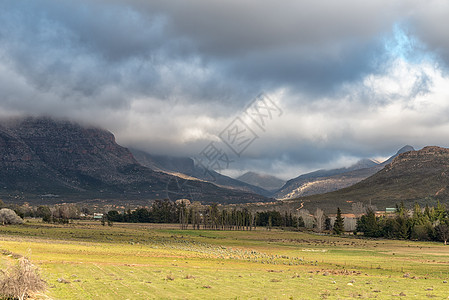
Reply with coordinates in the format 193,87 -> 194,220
0,118 -> 269,204
273,145 -> 415,200
130,149 -> 272,196
131,145 -> 416,200
2,117 -> 448,212
237,172 -> 285,192
276,146 -> 449,213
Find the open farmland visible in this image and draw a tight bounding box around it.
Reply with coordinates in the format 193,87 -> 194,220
1,221 -> 449,299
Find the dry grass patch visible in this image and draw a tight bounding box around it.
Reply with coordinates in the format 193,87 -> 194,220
0,257 -> 46,300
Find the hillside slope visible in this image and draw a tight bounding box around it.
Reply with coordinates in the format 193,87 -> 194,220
0,118 -> 268,204
131,148 -> 271,196
237,171 -> 285,192
284,146 -> 449,212
274,145 -> 415,199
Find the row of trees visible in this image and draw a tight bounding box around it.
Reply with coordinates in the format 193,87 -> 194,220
0,201 -> 82,223
106,202 -> 349,235
106,200 -> 307,230
2,199 -> 308,230
6,197 -> 449,243
356,202 -> 449,244
1,198 -> 345,233
107,199 -> 179,224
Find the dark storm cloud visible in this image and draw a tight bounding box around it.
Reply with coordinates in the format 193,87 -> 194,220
123,0 -> 409,95
0,0 -> 432,109
0,0 -> 410,104
0,0 -> 166,98
408,2 -> 449,68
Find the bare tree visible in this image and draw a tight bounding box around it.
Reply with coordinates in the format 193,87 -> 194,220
0,209 -> 23,225
352,202 -> 366,218
0,257 -> 46,300
367,204 -> 378,214
191,202 -> 202,230
314,208 -> 325,232
299,209 -> 314,229
54,203 -> 79,220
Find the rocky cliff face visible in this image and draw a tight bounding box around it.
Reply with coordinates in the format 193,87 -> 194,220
0,117 -> 268,204
7,118 -> 137,179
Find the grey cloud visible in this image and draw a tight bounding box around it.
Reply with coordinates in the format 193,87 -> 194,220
122,0 -> 412,95
409,1 -> 449,67
1,0 -> 449,179
0,0 -> 436,107
128,0 -> 404,54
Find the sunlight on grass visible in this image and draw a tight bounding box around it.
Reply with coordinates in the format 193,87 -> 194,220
1,221 -> 449,299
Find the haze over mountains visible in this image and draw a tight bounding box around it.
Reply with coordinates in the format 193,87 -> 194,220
237,172 -> 285,192
131,146 -> 416,200
130,149 -> 271,197
0,118 -> 269,204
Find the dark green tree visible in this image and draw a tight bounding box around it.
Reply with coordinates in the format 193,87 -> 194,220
356,209 -> 381,237
268,215 -> 272,230
107,210 -> 123,222
393,213 -> 410,239
36,206 -> 52,223
333,208 -> 344,235
324,216 -> 331,231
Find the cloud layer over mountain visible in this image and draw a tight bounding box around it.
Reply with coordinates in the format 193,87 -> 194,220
1,0 -> 449,179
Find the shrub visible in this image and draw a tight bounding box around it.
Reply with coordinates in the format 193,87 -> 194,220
0,208 -> 23,225
0,257 -> 46,300
410,225 -> 430,240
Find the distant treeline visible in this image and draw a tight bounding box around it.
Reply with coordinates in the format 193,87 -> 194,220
356,202 -> 449,244
106,199 -> 305,230
6,198 -> 449,243
2,201 -> 80,224
2,198 -> 305,230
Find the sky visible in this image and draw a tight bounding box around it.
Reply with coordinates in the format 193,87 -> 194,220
1,0 -> 449,180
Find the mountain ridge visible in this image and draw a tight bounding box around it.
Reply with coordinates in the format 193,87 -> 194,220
284,146 -> 449,213
236,171 -> 285,192
0,117 -> 269,204
130,148 -> 271,196
273,145 -> 415,199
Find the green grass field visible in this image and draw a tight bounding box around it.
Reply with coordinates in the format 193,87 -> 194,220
1,220 -> 449,299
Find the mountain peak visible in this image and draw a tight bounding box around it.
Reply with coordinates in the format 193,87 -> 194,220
380,145 -> 415,166
391,146 -> 449,164
237,171 -> 285,192
300,145 -> 449,212
349,158 -> 379,170
0,117 -> 269,204
421,146 -> 447,153
396,145 -> 415,155
274,145 -> 416,200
